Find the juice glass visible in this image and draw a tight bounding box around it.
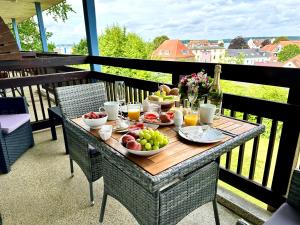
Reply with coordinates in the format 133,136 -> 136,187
184,112 -> 198,126
127,102 -> 141,121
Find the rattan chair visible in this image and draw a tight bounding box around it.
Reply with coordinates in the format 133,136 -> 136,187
0,97 -> 34,173
237,169 -> 300,225
55,82 -> 107,206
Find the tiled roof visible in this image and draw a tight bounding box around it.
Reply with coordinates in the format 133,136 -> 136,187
284,54 -> 300,68
279,41 -> 300,47
227,49 -> 271,58
261,44 -> 276,52
152,40 -> 194,60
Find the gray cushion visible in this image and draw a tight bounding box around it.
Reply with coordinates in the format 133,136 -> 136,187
265,203 -> 300,225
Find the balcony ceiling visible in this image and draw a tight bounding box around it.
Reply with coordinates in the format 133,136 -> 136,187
0,0 -> 63,24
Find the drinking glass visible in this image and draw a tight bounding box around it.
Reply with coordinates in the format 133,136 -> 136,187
187,85 -> 198,110
184,111 -> 198,126
127,102 -> 141,121
115,81 -> 126,115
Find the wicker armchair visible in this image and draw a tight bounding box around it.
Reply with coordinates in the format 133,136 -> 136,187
0,97 -> 34,173
55,82 -> 107,206
237,169 -> 300,225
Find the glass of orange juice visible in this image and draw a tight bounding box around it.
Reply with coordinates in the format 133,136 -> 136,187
127,102 -> 141,121
184,111 -> 198,126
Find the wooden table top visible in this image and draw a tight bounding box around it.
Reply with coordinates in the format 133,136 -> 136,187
72,116 -> 257,175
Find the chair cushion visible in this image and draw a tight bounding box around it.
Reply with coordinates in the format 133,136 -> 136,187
264,203 -> 300,225
0,114 -> 30,134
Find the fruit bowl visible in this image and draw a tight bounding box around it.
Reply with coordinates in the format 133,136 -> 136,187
149,100 -> 175,112
120,129 -> 169,156
82,112 -> 108,128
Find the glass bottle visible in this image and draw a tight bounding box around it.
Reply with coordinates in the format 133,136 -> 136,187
208,65 -> 223,119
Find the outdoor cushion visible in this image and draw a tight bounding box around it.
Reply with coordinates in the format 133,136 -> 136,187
0,114 -> 30,134
264,203 -> 300,225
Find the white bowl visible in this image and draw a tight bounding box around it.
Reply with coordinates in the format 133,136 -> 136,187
82,112 -> 108,128
119,134 -> 168,156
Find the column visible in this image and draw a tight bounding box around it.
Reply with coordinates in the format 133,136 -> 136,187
82,0 -> 101,71
35,2 -> 48,52
11,18 -> 22,50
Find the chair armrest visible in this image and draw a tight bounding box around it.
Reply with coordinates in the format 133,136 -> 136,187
287,169 -> 300,210
0,97 -> 28,114
236,219 -> 250,225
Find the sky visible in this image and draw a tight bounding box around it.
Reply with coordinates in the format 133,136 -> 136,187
42,0 -> 300,45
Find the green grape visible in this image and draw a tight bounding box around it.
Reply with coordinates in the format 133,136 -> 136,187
149,140 -> 154,145
154,130 -> 160,137
145,143 -> 152,150
163,137 -> 169,145
157,135 -> 163,143
149,129 -> 155,136
153,145 -> 159,150
154,140 -> 159,146
139,131 -> 144,139
155,90 -> 160,97
137,139 -> 141,143
140,139 -> 147,145
144,133 -> 151,140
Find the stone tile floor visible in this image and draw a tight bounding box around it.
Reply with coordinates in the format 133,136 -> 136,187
0,127 -> 239,225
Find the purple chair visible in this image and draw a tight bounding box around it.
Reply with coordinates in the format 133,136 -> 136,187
0,97 -> 34,173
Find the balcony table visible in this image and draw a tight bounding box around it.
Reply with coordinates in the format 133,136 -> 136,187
67,116 -> 264,225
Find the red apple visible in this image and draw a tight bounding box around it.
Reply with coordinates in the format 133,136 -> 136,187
122,135 -> 135,146
126,140 -> 142,151
127,131 -> 139,139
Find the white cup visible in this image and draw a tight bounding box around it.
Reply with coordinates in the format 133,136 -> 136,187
100,101 -> 119,120
200,104 -> 216,124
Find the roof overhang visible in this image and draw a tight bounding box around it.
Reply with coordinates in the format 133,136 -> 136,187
0,0 -> 63,24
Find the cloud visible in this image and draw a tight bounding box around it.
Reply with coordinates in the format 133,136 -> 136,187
44,0 -> 300,44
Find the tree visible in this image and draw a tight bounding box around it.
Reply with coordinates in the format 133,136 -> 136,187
273,36 -> 289,44
152,35 -> 169,50
278,44 -> 300,62
261,39 -> 271,47
228,36 -> 249,49
72,39 -> 88,55
10,0 -> 74,52
221,52 -> 245,64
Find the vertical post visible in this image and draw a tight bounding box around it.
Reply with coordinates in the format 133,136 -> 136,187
82,0 -> 101,71
35,2 -> 48,52
11,18 -> 22,50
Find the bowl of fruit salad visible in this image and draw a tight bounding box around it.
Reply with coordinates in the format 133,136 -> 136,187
120,128 -> 169,156
82,111 -> 108,129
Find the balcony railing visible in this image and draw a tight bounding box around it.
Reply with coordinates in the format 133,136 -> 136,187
0,53 -> 299,210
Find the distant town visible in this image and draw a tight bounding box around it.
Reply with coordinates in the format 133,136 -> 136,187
55,36 -> 300,68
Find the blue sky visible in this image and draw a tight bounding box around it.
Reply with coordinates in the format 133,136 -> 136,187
42,0 -> 300,45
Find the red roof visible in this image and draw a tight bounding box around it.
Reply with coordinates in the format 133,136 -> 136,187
261,44 -> 276,52
279,41 -> 300,47
284,54 -> 300,68
152,40 -> 195,61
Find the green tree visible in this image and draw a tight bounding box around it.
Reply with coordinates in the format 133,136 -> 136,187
221,52 -> 245,64
72,38 -> 88,55
152,35 -> 169,50
273,36 -> 289,44
11,0 -> 74,52
278,44 -> 300,62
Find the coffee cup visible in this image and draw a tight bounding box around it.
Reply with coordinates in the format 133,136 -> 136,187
200,104 -> 216,124
100,101 -> 119,120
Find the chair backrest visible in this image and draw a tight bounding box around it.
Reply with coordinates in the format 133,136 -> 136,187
287,169 -> 300,210
56,82 -> 107,119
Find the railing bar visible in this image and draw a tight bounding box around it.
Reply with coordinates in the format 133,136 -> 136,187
237,113 -> 249,174
225,110 -> 236,169
139,89 -> 143,103
134,88 -> 138,102
11,88 -> 16,97
52,83 -> 58,106
249,116 -> 263,180
262,120 -> 278,186
110,82 -> 115,101
125,86 -> 129,103
36,84 -> 46,120
105,82 -> 111,101
45,85 -> 52,108
129,87 -> 133,103
28,85 -> 38,121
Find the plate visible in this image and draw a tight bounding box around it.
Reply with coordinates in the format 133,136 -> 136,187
178,126 -> 225,143
141,115 -> 174,126
119,135 -> 168,156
